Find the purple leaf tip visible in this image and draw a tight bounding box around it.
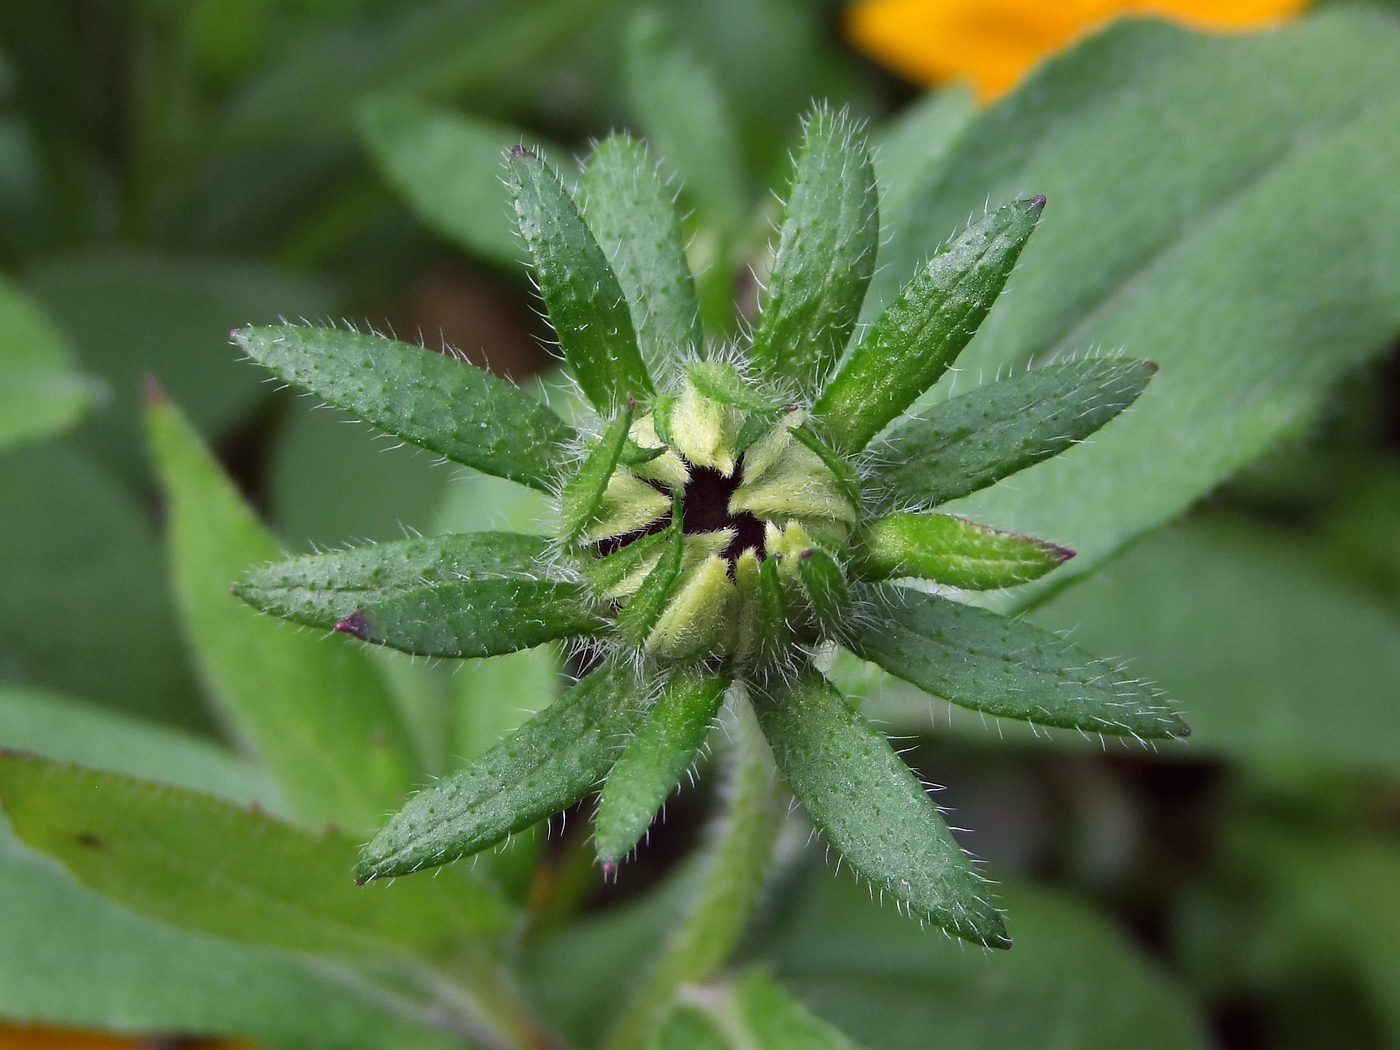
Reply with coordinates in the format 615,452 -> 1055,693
1030,195 -> 1047,208
601,861 -> 617,878
335,610 -> 371,639
509,144 -> 534,158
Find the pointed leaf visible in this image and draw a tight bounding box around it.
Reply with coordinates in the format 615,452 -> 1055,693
584,528 -> 673,597
583,133 -> 703,368
616,514 -> 685,645
509,148 -> 654,411
0,753 -> 510,957
147,395 -> 419,833
814,198 -> 1044,451
235,324 -> 573,491
849,585 -> 1187,739
750,669 -> 1007,947
796,547 -> 853,637
0,276 -> 96,451
852,513 -> 1072,589
750,107 -> 879,394
358,660 -> 648,881
786,424 -> 862,508
594,670 -> 728,868
735,969 -> 869,1050
561,406 -> 634,543
875,358 -> 1156,509
686,361 -> 785,412
235,532 -> 602,658
359,95 -> 538,269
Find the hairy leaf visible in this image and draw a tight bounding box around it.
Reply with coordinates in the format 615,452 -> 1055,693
0,754 -> 509,957
358,660 -> 647,881
686,361 -> 785,412
875,358 -> 1155,509
849,586 -> 1186,739
752,670 -> 1006,947
750,107 -> 879,393
509,148 -> 654,411
236,325 -> 573,491
561,407 -> 634,543
147,395 -> 418,832
852,514 -> 1072,589
236,531 -> 602,658
815,199 -> 1043,451
796,547 -> 853,637
594,670 -> 728,867
583,133 -> 703,368
616,515 -> 684,645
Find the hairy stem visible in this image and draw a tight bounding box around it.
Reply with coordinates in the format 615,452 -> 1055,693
604,690 -> 787,1050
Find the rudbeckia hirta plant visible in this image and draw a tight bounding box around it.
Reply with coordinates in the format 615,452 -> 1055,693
232,107 -> 1185,949
847,0 -> 1311,99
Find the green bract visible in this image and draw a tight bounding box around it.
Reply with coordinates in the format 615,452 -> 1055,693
233,107 -> 1183,948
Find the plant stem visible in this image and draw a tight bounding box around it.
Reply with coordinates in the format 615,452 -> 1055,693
413,951 -> 568,1050
604,691 -> 787,1050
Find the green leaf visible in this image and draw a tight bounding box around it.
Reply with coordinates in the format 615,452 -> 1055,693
872,87 -> 976,232
849,585 -> 1186,740
655,1005 -> 731,1050
624,9 -> 748,244
0,441 -> 203,730
453,645 -> 563,765
26,252 -> 332,489
1032,518 -> 1400,777
786,423 -> 862,508
0,685 -> 273,808
0,819 -> 458,1050
617,515 -> 685,645
359,95 -> 534,269
585,528 -> 674,597
509,148 -> 654,412
583,133 -> 704,368
796,547 -> 853,637
606,699 -> 785,1050
237,532 -> 604,659
874,358 -> 1156,510
358,659 -> 647,881
852,513 -> 1072,589
0,753 -> 509,957
147,394 -> 419,833
594,670 -> 728,868
0,275 -> 95,451
735,969 -> 869,1050
814,199 -> 1043,452
750,107 -> 879,394
562,406 -> 635,544
770,874 -> 1211,1050
235,324 -> 574,492
873,11 -> 1400,590
750,669 -> 1007,948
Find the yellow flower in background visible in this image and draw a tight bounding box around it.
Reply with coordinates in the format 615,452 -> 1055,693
847,0 -> 1313,100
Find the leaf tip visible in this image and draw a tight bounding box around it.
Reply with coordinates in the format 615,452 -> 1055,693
335,610 -> 371,639
509,144 -> 535,159
142,376 -> 166,408
1028,194 -> 1046,210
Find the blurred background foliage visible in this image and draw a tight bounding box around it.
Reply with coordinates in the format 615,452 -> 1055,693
3,1 -> 1400,1049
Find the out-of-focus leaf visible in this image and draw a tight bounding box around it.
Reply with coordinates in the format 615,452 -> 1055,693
0,276 -> 96,451
148,395 -> 419,833
0,754 -> 509,957
269,395 -> 452,551
651,969 -> 869,1050
453,645 -> 563,764
849,586 -> 1186,739
871,12 -> 1400,594
1032,518 -> 1400,777
0,818 -> 458,1050
358,660 -> 646,881
750,107 -> 878,395
360,96 -> 534,269
237,324 -> 574,492
624,8 -> 748,244
26,252 -> 331,487
0,685 -> 274,808
583,133 -> 704,368
769,872 -> 1210,1050
751,670 -> 1007,947
871,87 -> 975,229
0,441 -> 202,729
655,1005 -> 730,1050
